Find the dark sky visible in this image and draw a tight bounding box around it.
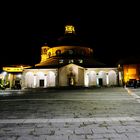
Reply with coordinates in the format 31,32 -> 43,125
0,3 -> 140,68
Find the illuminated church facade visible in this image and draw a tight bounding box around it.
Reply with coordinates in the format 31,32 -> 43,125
20,25 -> 121,89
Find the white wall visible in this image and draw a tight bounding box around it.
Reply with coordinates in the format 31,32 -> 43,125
85,68 -> 118,87
23,69 -> 57,88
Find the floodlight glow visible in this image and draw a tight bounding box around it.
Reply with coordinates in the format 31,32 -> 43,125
2,72 -> 7,76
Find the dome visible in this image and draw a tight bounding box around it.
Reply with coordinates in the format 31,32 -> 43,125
56,34 -> 86,46
35,25 -> 105,68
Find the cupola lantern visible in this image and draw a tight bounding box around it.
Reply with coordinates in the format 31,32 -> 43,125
65,25 -> 75,34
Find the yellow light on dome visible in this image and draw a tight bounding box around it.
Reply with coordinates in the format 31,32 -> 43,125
65,25 -> 75,34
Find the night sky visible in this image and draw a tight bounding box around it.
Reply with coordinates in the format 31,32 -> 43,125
0,3 -> 140,68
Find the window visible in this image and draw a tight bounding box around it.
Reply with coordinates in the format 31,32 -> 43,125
69,59 -> 74,63
44,48 -> 47,53
56,50 -> 61,56
59,59 -> 64,63
48,52 -> 51,58
42,48 -> 47,54
78,59 -> 83,63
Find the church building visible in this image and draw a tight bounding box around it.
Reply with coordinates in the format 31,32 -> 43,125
20,25 -> 121,89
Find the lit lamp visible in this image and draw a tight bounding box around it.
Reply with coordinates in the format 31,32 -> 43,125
33,74 -> 36,88
44,74 -> 47,87
106,73 -> 109,85
2,71 -> 7,85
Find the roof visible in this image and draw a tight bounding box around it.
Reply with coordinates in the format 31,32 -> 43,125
54,32 -> 88,47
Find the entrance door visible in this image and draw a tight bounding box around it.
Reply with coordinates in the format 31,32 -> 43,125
99,78 -> 103,86
39,79 -> 44,87
68,77 -> 75,86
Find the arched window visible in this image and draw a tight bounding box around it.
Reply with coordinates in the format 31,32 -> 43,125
48,52 -> 51,58
56,50 -> 61,56
44,48 -> 47,53
88,71 -> 97,86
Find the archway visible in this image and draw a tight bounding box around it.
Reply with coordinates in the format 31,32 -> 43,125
47,71 -> 56,87
108,70 -> 117,86
98,71 -> 107,86
25,72 -> 34,88
88,71 -> 97,86
36,72 -> 45,87
67,72 -> 75,86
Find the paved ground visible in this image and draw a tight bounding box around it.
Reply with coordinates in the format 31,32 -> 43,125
0,87 -> 140,140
